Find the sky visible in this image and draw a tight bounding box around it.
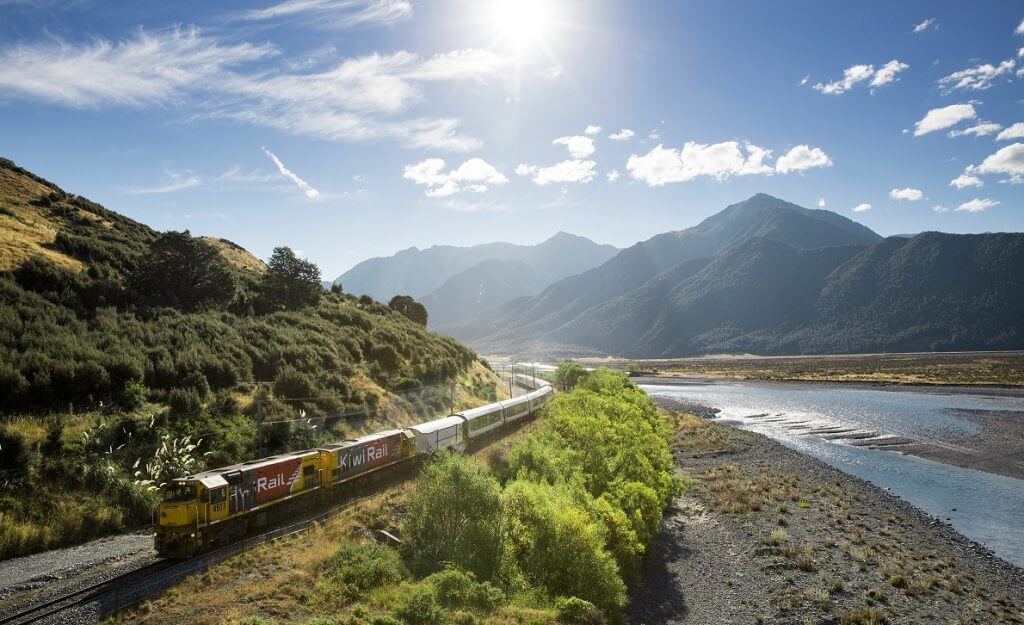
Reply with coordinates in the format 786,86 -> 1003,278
0,0 -> 1022,279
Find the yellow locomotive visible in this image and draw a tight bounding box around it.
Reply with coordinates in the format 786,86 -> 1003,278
156,380 -> 552,557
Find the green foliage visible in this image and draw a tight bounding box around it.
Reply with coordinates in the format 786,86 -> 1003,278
423,568 -> 506,611
556,597 -> 605,625
553,362 -> 585,391
388,295 -> 428,326
501,479 -> 625,615
259,246 -> 322,311
321,542 -> 408,600
132,231 -> 236,311
393,583 -> 444,625
403,452 -> 503,580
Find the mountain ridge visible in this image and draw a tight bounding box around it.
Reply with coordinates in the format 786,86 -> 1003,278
446,194 -> 1024,357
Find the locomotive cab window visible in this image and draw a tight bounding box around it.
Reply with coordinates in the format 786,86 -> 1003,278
163,483 -> 196,502
211,487 -> 227,504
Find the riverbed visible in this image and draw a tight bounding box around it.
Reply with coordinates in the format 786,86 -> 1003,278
641,380 -> 1024,568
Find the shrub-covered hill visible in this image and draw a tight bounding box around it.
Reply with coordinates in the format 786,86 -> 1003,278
0,156 -> 496,558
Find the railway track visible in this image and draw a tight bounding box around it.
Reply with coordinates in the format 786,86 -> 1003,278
0,560 -> 177,625
3,375 -> 543,624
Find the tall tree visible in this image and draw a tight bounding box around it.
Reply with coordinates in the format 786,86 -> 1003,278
132,231 -> 236,311
388,294 -> 428,326
260,246 -> 323,311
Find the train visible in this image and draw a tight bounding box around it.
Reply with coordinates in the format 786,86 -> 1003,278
155,377 -> 553,558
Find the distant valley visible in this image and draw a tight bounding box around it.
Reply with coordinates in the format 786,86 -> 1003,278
334,232 -> 619,327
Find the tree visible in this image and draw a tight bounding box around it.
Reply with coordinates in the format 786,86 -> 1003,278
554,361 -> 586,391
403,452 -> 503,580
259,247 -> 323,311
388,295 -> 428,326
132,231 -> 236,311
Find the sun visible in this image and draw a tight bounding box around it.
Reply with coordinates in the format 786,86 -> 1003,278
489,0 -> 552,51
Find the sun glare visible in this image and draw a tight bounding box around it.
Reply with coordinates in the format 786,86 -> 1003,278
490,0 -> 551,50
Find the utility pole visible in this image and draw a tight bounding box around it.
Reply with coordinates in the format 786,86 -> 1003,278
256,395 -> 265,456
509,360 -> 514,397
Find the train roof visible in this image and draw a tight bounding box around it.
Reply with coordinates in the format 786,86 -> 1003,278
458,402 -> 505,419
181,448 -> 320,485
407,415 -> 465,434
319,429 -> 407,451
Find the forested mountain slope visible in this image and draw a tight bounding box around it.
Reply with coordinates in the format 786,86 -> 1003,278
453,195 -> 1024,357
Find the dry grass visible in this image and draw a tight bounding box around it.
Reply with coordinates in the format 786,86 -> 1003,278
201,237 -> 267,274
668,411 -> 736,454
0,168 -> 83,272
699,465 -> 805,515
600,351 -> 1024,387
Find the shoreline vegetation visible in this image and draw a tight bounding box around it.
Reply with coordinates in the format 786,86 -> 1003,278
111,369 -> 678,625
587,351 -> 1024,388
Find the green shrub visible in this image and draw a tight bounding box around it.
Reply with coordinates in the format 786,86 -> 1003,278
423,567 -> 506,611
392,583 -> 443,625
322,542 -> 408,599
403,453 -> 503,580
167,387 -> 203,418
557,597 -> 605,625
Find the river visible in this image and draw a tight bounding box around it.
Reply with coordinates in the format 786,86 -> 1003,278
641,381 -> 1024,568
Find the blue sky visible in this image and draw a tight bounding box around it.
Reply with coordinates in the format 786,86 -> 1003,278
1,0 -> 1022,278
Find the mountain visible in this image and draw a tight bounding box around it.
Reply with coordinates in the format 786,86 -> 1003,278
453,194 -> 1024,357
450,194 -> 881,348
334,231 -> 619,303
419,259 -> 549,327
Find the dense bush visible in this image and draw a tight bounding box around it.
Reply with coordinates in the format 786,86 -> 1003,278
401,370 -> 677,622
403,452 -> 503,580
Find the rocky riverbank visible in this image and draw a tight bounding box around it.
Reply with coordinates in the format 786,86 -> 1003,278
630,405 -> 1024,624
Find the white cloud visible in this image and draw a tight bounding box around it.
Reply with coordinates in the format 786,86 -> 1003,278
938,59 -> 1016,93
950,173 -> 983,188
889,187 -> 924,201
913,104 -> 977,136
584,125 -> 602,135
0,29 -> 510,152
956,198 -> 999,213
996,123 -> 1024,140
648,132 -> 660,140
933,205 -> 949,213
0,26 -> 274,108
799,75 -> 810,86
539,64 -> 564,80
517,160 -> 596,185
626,141 -> 775,186
813,61 -> 907,94
775,145 -> 833,173
913,18 -> 938,33
243,0 -> 413,26
606,169 -> 620,182
552,135 -> 596,158
814,64 -> 874,94
608,128 -> 634,141
851,203 -> 872,213
403,157 -> 507,197
125,167 -> 201,194
1017,18 -> 1024,35
262,146 -> 320,198
818,197 -> 826,208
870,60 -> 910,87
972,142 -> 1024,182
948,122 -> 1002,138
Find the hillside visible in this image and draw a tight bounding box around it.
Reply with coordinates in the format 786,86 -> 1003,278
454,194 -> 1024,357
0,157 -> 498,558
452,194 -> 882,350
335,231 -> 619,303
